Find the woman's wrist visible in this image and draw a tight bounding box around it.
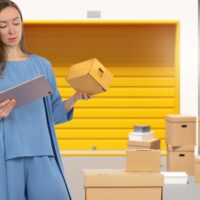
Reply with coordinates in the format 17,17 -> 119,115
64,94 -> 77,112
64,92 -> 91,112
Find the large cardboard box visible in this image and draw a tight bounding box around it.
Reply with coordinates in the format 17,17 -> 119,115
195,156 -> 200,183
84,169 -> 164,200
126,149 -> 160,172
167,145 -> 195,176
165,115 -> 196,146
128,138 -> 160,150
66,58 -> 113,95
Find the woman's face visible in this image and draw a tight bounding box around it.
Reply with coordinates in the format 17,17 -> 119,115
0,7 -> 22,48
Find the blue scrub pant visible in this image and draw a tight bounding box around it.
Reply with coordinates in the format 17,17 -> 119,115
6,156 -> 71,200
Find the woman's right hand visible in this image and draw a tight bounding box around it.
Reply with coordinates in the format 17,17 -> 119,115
0,99 -> 16,120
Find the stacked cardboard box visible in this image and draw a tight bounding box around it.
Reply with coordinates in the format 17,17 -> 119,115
195,156 -> 200,183
84,149 -> 163,200
126,149 -> 160,172
167,145 -> 195,175
166,115 -> 196,176
128,125 -> 160,150
84,133 -> 163,200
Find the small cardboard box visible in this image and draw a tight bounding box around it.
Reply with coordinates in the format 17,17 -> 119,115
128,138 -> 160,150
195,156 -> 200,183
66,58 -> 113,95
126,149 -> 160,172
84,169 -> 164,200
165,115 -> 196,146
167,145 -> 194,176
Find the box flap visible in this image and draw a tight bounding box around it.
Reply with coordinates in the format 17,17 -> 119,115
167,145 -> 195,152
84,169 -> 164,187
166,115 -> 196,122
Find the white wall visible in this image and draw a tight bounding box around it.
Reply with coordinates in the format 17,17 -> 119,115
14,0 -> 198,115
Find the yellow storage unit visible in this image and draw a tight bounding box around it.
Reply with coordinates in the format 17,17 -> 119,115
24,21 -> 180,154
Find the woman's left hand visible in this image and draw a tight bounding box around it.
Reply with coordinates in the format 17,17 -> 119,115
64,92 -> 92,112
72,92 -> 91,101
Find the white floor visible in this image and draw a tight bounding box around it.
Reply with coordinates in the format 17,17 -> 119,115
62,155 -> 200,200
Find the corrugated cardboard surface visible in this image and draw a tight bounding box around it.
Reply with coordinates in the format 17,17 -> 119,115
84,169 -> 163,200
68,74 -> 104,94
195,156 -> 200,183
167,151 -> 194,176
128,138 -> 160,150
126,149 -> 160,172
165,115 -> 196,146
167,144 -> 195,151
85,187 -> 162,200
67,59 -> 94,79
66,58 -> 113,95
166,115 -> 196,122
84,169 -> 164,187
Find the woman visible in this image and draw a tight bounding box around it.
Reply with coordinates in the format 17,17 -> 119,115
0,1 -> 89,199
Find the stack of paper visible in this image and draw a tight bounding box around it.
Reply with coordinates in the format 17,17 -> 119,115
128,131 -> 154,141
161,172 -> 188,184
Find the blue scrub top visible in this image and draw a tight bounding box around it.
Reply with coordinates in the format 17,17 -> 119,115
0,55 -> 71,160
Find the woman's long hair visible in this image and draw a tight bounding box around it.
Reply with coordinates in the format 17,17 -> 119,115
0,0 -> 30,76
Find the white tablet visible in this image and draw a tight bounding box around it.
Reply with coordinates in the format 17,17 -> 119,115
0,75 -> 53,109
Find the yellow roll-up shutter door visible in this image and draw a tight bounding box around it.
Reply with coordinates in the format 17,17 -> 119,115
24,21 -> 179,153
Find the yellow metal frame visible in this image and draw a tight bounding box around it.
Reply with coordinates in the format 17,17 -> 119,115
174,21 -> 180,114
24,20 -> 179,25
